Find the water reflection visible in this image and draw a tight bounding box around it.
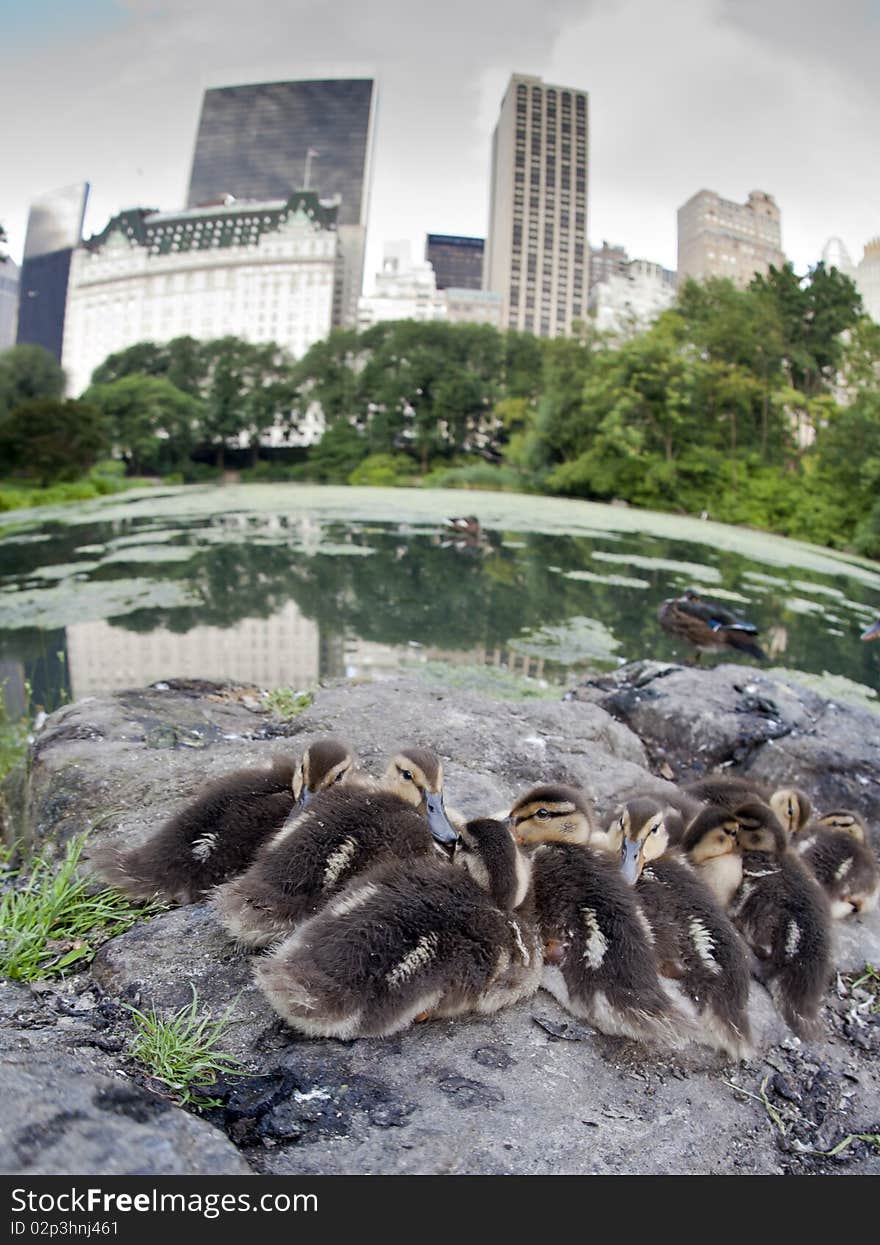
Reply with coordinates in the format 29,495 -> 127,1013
1,502 -> 878,714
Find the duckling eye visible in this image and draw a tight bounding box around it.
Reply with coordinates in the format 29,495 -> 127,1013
333,770 -> 346,784
536,808 -> 551,820
400,769 -> 414,782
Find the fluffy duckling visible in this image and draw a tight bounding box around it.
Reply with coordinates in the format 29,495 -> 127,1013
681,806 -> 744,907
613,785 -> 702,846
730,801 -> 833,1039
606,798 -> 752,1059
254,817 -> 540,1038
213,746 -> 460,948
658,589 -> 767,662
684,774 -> 771,811
87,738 -> 357,904
792,810 -> 878,919
768,787 -> 814,838
508,786 -> 687,1048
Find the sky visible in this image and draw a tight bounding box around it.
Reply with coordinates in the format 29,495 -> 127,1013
2,0 -> 878,288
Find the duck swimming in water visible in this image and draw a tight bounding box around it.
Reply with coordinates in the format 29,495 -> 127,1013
658,589 -> 767,662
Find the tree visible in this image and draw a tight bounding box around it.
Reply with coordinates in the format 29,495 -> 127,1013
0,398 -> 108,486
85,374 -> 203,475
306,422 -> 368,482
0,345 -> 66,420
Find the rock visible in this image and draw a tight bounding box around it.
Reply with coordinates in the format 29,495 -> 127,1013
5,672 -> 880,1175
572,662 -> 880,836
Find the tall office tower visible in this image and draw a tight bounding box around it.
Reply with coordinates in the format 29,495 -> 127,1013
677,189 -> 785,289
16,182 -> 89,360
856,238 -> 880,323
425,234 -> 484,289
484,74 -> 589,337
63,192 -> 338,396
186,79 -> 376,328
821,236 -> 856,280
589,240 -> 629,293
0,258 -> 19,350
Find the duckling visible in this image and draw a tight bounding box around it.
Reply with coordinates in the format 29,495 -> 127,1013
791,810 -> 878,919
213,746 -> 460,948
768,787 -> 814,838
658,589 -> 767,662
613,785 -> 702,846
684,774 -> 771,811
254,817 -> 540,1038
87,738 -> 357,904
606,798 -> 752,1059
680,806 -> 743,907
508,786 -> 688,1048
730,801 -> 833,1039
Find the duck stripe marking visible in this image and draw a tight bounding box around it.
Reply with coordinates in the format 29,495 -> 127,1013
322,837 -> 358,891
386,932 -> 440,988
635,906 -> 656,946
688,917 -> 721,974
192,833 -> 218,861
509,917 -> 530,965
835,857 -> 853,881
329,882 -> 379,917
785,920 -> 801,959
580,907 -> 608,969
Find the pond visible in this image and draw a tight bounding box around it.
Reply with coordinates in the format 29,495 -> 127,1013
1,483 -> 879,718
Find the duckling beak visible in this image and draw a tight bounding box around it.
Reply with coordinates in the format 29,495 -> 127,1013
296,788 -> 314,812
620,838 -> 643,885
424,792 -> 459,847
861,618 -> 880,642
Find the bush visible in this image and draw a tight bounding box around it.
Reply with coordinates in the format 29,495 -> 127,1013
421,462 -> 532,492
303,423 -> 368,483
347,453 -> 414,487
0,398 -> 109,487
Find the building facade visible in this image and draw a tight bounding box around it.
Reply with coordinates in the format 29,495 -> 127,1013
357,241 -> 446,328
16,182 -> 89,360
425,234 -> 484,289
484,74 -> 589,337
677,188 -> 784,288
62,192 -> 338,396
588,240 -> 629,293
186,79 -> 376,328
444,287 -> 503,328
855,238 -> 880,323
589,257 -> 677,337
0,258 -> 19,351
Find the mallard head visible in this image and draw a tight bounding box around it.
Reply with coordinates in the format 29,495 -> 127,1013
381,746 -> 459,846
454,817 -> 531,911
733,800 -> 787,855
604,797 -> 670,884
816,809 -> 868,844
292,737 -> 357,811
506,784 -> 595,847
681,806 -> 740,863
769,787 -> 813,838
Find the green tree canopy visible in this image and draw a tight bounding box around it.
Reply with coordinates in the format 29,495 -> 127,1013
0,345 -> 66,420
0,398 -> 108,486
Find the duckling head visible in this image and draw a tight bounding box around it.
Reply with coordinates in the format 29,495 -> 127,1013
816,809 -> 868,843
681,806 -> 740,863
292,737 -> 357,811
769,787 -> 813,837
381,746 -> 459,847
506,784 -> 595,847
734,800 -> 787,855
454,817 -> 531,911
605,797 -> 669,885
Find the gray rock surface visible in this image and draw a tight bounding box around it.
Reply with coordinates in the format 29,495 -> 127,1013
3,671 -> 880,1175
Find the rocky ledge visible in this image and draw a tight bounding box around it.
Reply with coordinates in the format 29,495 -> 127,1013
2,666 -> 880,1176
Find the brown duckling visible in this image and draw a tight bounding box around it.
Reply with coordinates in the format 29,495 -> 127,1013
254,817 -> 540,1038
768,787 -> 814,838
684,774 -> 771,811
681,806 -> 744,908
213,746 -> 460,948
606,798 -> 752,1059
731,800 -> 833,1039
612,785 -> 702,846
508,786 -> 688,1048
792,810 -> 878,919
87,737 -> 357,904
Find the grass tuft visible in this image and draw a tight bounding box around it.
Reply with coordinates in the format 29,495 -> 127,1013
125,987 -> 244,1106
0,835 -> 164,980
262,687 -> 314,720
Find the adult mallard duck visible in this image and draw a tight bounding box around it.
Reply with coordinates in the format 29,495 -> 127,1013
658,589 -> 767,662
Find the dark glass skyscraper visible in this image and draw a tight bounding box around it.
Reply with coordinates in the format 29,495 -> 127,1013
16,182 -> 89,362
186,79 -> 375,328
425,235 -> 484,290
186,79 -> 375,226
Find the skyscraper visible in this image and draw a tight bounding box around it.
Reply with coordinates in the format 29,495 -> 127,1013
0,258 -> 19,351
677,189 -> 784,289
16,182 -> 89,360
425,234 -> 484,290
484,74 -> 589,337
186,79 -> 376,327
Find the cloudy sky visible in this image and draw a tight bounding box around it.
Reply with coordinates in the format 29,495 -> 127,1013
2,0 -> 878,286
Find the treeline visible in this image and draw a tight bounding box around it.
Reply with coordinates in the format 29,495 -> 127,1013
1,261 -> 878,556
